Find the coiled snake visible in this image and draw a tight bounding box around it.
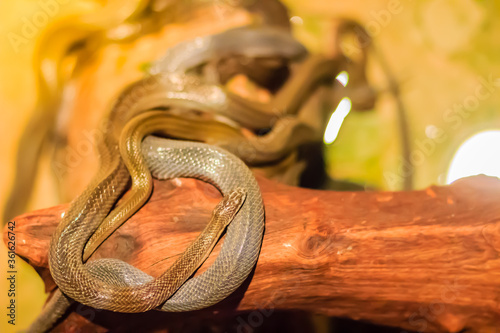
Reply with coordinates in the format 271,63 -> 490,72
30,110 -> 265,332
29,27 -> 337,332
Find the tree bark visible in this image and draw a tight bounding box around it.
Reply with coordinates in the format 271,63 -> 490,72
4,175 -> 500,333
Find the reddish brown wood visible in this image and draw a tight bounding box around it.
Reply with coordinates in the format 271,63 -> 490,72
4,175 -> 500,333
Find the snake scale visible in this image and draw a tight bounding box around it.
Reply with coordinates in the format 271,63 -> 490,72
4,0 -> 291,223
29,27 -> 338,332
30,111 -> 265,332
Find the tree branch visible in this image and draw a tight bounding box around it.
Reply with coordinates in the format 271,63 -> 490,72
4,175 -> 500,332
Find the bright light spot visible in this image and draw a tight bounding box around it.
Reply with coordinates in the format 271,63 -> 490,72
446,130 -> 500,184
324,97 -> 352,145
61,212 -> 65,218
290,16 -> 303,25
336,71 -> 349,87
425,124 -> 439,139
283,243 -> 292,248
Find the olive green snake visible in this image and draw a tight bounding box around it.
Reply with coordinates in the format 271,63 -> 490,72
3,0 -> 292,224
28,27 -> 339,332
29,111 -> 265,332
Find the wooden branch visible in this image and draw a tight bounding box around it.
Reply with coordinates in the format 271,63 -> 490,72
4,175 -> 500,333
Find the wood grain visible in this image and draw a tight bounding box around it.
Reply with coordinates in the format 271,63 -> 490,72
4,175 -> 500,333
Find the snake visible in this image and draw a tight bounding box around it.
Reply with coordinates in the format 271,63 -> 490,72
82,52 -> 337,262
29,109 -> 265,332
48,110 -> 256,314
3,0 -> 162,224
29,27 -> 339,332
2,0 -> 291,224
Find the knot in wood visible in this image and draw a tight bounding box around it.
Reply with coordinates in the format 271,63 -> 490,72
297,232 -> 333,260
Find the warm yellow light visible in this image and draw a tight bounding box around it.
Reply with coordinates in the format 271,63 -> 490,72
323,97 -> 352,145
446,130 -> 500,184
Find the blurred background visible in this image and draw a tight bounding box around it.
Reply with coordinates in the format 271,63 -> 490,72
1,0 -> 500,331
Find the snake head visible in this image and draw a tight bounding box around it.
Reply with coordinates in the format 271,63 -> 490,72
213,188 -> 247,227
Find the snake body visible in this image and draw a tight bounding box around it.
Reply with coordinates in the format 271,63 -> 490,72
29,111 -> 264,331
49,108 -> 257,312
29,27 -> 339,332
82,53 -> 336,260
